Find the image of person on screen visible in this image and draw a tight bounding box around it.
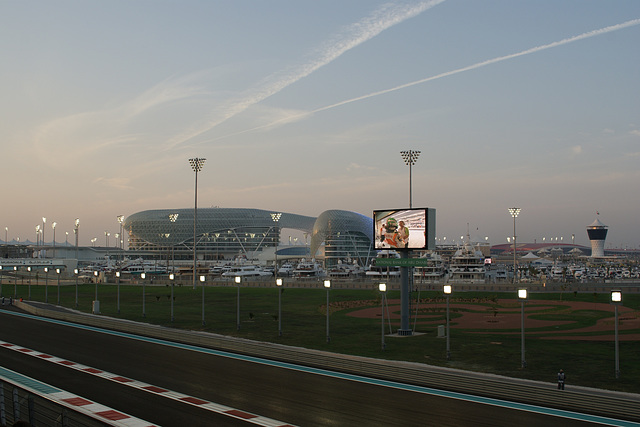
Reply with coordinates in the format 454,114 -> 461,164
380,218 -> 402,248
397,220 -> 409,248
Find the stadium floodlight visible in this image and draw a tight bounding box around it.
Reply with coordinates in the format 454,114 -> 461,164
508,208 -> 521,283
189,158 -> 206,289
400,150 -> 421,208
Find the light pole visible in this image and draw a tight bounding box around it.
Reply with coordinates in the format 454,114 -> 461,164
42,217 -> 46,256
116,271 -> 121,314
93,270 -> 99,314
0,266 -> 2,297
13,266 -> 18,298
508,208 -> 521,283
518,288 -> 528,368
74,268 -> 79,308
169,273 -> 175,322
399,150 -> 420,337
189,157 -> 206,290
444,284 -> 452,360
169,213 -> 179,273
400,150 -> 421,208
200,275 -> 206,326
74,218 -> 80,260
235,276 -> 241,330
611,290 -> 622,378
4,226 -> 7,244
52,222 -> 57,258
271,213 -> 281,277
44,267 -> 49,303
56,268 -> 61,305
27,266 -> 32,299
141,273 -> 146,318
117,215 -> 125,252
324,279 -> 331,343
276,278 -> 283,336
379,283 -> 386,350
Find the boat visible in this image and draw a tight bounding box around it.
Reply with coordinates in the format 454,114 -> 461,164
120,259 -> 168,275
277,263 -> 294,276
365,250 -> 401,278
448,240 -> 485,283
327,259 -> 365,278
221,265 -> 272,278
413,252 -> 446,281
292,259 -> 325,278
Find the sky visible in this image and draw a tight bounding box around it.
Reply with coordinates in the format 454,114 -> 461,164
1,0 -> 639,249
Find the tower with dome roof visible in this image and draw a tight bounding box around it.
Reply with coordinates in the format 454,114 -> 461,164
586,215 -> 608,258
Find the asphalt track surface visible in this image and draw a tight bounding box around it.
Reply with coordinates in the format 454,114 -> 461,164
0,306 -> 630,427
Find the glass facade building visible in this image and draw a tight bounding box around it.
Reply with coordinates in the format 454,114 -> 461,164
124,208 -> 374,266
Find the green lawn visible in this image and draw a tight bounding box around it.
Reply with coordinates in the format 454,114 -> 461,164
4,280 -> 639,393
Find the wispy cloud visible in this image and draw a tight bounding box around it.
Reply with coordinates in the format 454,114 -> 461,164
214,18 -> 640,141
31,72 -> 212,167
310,18 -> 640,114
164,0 -> 446,149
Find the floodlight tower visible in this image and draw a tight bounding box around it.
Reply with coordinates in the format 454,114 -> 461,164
117,215 -> 125,250
189,157 -> 206,289
508,208 -> 521,283
271,213 -> 282,277
400,150 -> 421,208
74,218 -> 80,260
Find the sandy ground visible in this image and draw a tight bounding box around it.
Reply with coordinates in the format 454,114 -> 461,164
346,298 -> 640,341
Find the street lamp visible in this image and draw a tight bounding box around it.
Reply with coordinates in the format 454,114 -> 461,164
400,150 -> 421,208
200,275 -> 206,326
74,268 -> 79,308
271,213 -> 281,278
0,266 -> 2,297
444,284 -> 452,360
141,272 -> 146,317
115,271 -> 121,313
235,276 -> 241,330
379,283 -> 387,350
13,266 -> 18,298
518,288 -> 528,368
508,208 -> 521,283
52,222 -> 57,258
93,270 -> 100,314
611,290 -> 622,378
56,268 -> 61,305
74,218 -> 80,260
169,273 -> 175,322
44,267 -> 49,303
27,266 -> 32,299
324,279 -> 331,343
189,157 -> 206,290
276,278 -> 283,336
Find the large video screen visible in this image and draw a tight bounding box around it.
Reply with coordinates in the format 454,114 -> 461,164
373,208 -> 435,250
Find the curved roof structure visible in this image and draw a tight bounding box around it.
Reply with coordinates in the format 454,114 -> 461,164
124,208 -> 375,264
310,210 -> 374,266
125,208 -> 316,246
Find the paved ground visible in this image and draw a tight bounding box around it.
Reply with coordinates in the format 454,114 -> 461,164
347,298 -> 640,341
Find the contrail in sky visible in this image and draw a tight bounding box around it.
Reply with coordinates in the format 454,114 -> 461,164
311,18 -> 640,114
214,18 -> 640,140
167,0 -> 445,149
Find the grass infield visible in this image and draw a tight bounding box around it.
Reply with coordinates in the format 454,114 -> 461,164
3,280 -> 639,394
